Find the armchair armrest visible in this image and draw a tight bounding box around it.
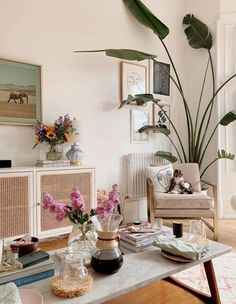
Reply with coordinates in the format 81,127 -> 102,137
146,178 -> 155,224
201,179 -> 217,199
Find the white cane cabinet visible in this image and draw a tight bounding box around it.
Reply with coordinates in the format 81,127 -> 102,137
0,166 -> 95,241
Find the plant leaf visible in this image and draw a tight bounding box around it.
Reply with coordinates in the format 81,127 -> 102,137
183,14 -> 212,49
75,49 -> 156,61
138,125 -> 170,135
218,149 -> 235,160
154,151 -> 177,163
219,111 -> 236,126
123,0 -> 169,40
118,94 -> 158,109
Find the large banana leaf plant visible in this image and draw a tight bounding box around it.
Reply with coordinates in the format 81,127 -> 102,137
75,0 -> 236,178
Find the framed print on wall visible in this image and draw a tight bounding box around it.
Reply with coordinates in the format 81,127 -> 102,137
131,109 -> 150,143
120,61 -> 147,103
149,59 -> 171,101
153,103 -> 170,130
0,58 -> 41,125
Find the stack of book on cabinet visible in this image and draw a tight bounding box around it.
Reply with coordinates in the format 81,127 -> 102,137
36,159 -> 70,167
0,250 -> 54,287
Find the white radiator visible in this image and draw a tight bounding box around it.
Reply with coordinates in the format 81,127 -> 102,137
126,153 -> 165,198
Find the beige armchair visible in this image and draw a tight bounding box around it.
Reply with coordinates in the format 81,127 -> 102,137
146,163 -> 218,241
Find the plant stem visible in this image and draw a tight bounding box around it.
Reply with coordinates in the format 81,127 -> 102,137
199,123 -> 219,167
196,50 -> 216,161
159,40 -> 194,162
200,158 -> 219,178
195,73 -> 236,163
194,58 -> 210,149
154,99 -> 187,162
167,135 -> 183,163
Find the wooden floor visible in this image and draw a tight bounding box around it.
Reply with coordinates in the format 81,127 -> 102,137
40,219 -> 236,304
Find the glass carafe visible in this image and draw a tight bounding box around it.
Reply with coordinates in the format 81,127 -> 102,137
90,214 -> 123,274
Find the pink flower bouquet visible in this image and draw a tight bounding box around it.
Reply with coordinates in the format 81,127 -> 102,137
43,185 -> 120,225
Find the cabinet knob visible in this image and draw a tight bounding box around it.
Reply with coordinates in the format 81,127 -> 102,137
37,203 -> 41,206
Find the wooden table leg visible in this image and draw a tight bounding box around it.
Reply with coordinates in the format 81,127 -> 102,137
164,259 -> 221,304
203,260 -> 221,304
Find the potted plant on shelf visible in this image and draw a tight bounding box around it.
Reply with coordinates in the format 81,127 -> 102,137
75,0 -> 236,178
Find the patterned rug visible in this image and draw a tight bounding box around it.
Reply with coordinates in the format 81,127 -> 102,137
173,252 -> 236,304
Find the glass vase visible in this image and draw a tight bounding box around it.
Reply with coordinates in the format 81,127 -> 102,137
46,144 -> 62,161
90,214 -> 123,274
68,223 -> 96,263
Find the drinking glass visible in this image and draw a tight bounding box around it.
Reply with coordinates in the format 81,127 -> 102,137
188,220 -> 206,243
154,218 -> 163,233
61,253 -> 88,289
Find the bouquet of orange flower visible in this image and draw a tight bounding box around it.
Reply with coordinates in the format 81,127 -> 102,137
33,114 -> 73,149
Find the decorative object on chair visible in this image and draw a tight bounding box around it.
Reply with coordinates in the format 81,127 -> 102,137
42,186 -> 120,261
66,118 -> 84,165
75,0 -> 236,177
146,163 -> 173,193
33,114 -> 73,161
0,58 -> 41,126
169,169 -> 193,194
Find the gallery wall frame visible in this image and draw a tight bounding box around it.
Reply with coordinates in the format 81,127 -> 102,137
0,58 -> 42,126
130,109 -> 150,143
149,59 -> 171,101
120,61 -> 147,104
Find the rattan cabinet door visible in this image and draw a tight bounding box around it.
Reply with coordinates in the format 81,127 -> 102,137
0,172 -> 33,240
36,168 -> 95,238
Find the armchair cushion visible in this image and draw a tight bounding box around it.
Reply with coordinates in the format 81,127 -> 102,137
173,163 -> 201,192
146,164 -> 173,193
154,191 -> 214,209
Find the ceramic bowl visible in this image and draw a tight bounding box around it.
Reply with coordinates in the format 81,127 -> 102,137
11,237 -> 39,257
19,289 -> 43,304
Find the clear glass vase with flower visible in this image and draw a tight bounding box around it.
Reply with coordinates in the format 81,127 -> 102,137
33,114 -> 73,160
42,185 -> 122,268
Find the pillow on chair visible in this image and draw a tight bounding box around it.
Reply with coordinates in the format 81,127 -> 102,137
146,164 -> 173,193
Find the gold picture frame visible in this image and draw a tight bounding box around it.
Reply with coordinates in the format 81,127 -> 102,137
0,58 -> 41,125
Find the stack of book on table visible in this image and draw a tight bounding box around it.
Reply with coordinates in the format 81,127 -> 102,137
119,227 -> 159,252
36,159 -> 70,167
0,250 -> 54,287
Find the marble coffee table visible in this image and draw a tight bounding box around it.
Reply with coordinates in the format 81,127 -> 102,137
26,240 -> 231,304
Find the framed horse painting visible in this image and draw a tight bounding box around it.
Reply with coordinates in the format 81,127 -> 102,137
0,58 -> 41,125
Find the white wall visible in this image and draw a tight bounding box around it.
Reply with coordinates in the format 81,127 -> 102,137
217,11 -> 236,218
0,0 -> 186,194
220,0 -> 236,13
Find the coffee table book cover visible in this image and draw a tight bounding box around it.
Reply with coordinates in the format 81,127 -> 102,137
0,258 -> 54,287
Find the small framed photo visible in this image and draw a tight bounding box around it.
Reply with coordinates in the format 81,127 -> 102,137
120,61 -> 147,103
131,109 -> 150,143
149,59 -> 171,101
153,103 -> 170,129
0,58 -> 41,125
